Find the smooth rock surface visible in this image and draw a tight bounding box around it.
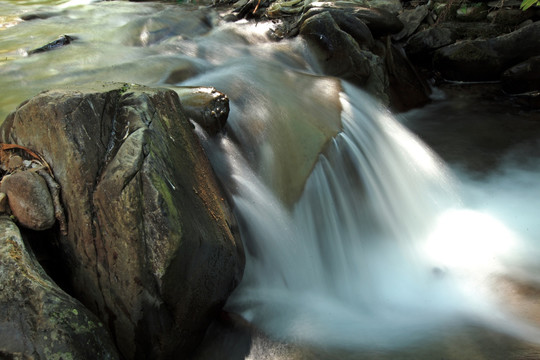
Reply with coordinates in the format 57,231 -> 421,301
0,170 -> 55,231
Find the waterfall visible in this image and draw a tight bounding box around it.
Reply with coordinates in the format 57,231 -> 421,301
193,69 -> 540,349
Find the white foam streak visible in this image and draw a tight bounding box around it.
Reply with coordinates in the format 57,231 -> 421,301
202,82 -> 540,351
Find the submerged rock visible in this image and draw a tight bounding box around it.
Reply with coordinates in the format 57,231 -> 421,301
0,83 -> 244,359
0,170 -> 55,231
27,35 -> 74,55
0,217 -> 119,359
175,86 -> 230,135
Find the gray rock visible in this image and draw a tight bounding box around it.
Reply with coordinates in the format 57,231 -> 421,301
386,44 -> 432,111
502,56 -> 540,94
300,11 -> 373,85
433,21 -> 540,81
405,26 -> 457,62
0,216 -> 120,360
0,83 -> 244,360
394,5 -> 429,41
0,170 -> 55,231
487,8 -> 535,25
302,3 -> 404,37
27,35 -> 74,56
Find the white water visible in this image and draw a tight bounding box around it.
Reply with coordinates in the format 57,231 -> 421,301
199,82 -> 540,350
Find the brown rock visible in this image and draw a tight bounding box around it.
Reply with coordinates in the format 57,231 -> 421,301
176,86 -> 230,135
0,83 -> 244,359
0,170 -> 55,231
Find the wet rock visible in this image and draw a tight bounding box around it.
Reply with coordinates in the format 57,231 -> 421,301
164,63 -> 200,84
387,44 -> 432,111
20,11 -> 59,21
28,35 -> 74,55
393,5 -> 429,41
501,56 -> 540,94
0,171 -> 55,231
301,3 -> 404,37
0,217 -> 119,360
299,11 -> 374,86
433,21 -> 540,81
0,83 -> 244,360
176,87 -> 230,135
351,0 -> 403,14
405,26 -> 457,63
433,40 -> 500,81
118,7 -> 215,46
487,8 -> 535,25
439,21 -> 510,40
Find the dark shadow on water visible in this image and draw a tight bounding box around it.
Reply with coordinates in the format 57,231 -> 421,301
400,83 -> 540,176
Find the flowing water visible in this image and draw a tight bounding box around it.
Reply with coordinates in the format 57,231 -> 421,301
2,1 -> 540,358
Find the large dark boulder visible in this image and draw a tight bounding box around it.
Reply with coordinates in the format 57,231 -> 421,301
301,3 -> 404,37
299,11 -> 374,86
405,26 -> 458,64
0,216 -> 119,360
0,83 -> 244,359
501,55 -> 540,94
433,21 -> 540,81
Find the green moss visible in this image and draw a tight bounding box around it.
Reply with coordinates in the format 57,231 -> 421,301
48,307 -> 98,335
119,83 -> 132,94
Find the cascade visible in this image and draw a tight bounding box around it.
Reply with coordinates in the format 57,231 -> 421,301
196,78 -> 540,349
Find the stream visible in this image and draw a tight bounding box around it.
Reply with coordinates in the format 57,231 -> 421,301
2,1 -> 540,359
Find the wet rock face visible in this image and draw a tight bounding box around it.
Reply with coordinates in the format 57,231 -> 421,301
432,21 -> 540,81
176,87 -> 230,135
0,83 -> 245,360
299,11 -> 373,86
502,56 -> 540,94
295,3 -> 430,109
0,217 -> 120,360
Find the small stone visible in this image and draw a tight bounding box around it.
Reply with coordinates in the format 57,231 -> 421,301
0,171 -> 55,231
